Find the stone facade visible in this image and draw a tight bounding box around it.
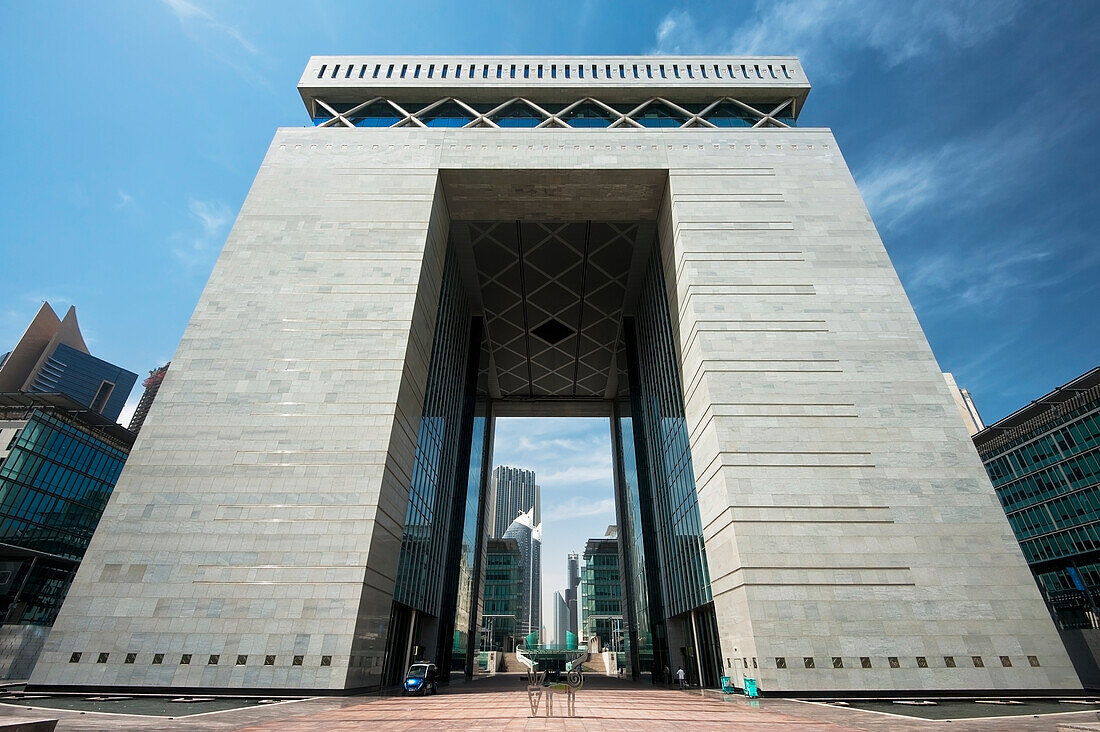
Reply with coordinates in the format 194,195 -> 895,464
28,55 -> 1079,693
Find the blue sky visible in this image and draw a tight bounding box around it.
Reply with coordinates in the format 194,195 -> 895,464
2,2 -> 1098,627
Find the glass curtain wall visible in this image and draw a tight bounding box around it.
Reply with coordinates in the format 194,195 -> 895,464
386,242 -> 478,682
450,399 -> 493,676
0,410 -> 128,625
611,407 -> 658,678
623,245 -> 721,687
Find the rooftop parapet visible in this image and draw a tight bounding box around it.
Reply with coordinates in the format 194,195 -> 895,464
297,55 -> 810,129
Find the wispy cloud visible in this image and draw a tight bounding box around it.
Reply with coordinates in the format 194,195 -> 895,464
651,1 -> 1023,78
906,236 -> 1053,311
855,97 -> 1084,230
171,198 -> 232,269
537,463 -> 614,490
115,189 -> 134,209
159,0 -> 274,91
161,0 -> 258,55
904,225 -> 1099,316
543,497 -> 616,523
190,199 -> 231,235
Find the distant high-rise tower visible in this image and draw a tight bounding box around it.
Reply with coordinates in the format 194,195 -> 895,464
565,552 -> 580,638
0,303 -> 136,422
128,363 -> 170,435
552,591 -> 569,647
582,526 -> 623,652
943,372 -> 985,436
503,508 -> 541,637
490,465 -> 539,538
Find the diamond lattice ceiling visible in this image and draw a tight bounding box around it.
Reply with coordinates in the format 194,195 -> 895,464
467,221 -> 638,399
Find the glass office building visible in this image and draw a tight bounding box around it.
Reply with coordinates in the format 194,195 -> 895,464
0,393 -> 133,678
490,466 -> 539,538
581,532 -> 624,655
502,509 -> 541,638
480,538 -> 522,652
975,368 -> 1100,625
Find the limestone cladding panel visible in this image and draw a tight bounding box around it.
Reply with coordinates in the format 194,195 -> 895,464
30,126 -> 1078,693
30,131 -> 448,691
656,136 -> 1078,691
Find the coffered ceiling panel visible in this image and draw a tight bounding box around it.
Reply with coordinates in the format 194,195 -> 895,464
464,220 -> 641,399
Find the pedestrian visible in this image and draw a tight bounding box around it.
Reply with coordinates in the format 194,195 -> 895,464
663,664 -> 670,686
676,666 -> 687,689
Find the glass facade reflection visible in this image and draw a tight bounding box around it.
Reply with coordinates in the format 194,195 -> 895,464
387,243 -> 482,680
581,536 -> 624,652
0,409 -> 129,625
622,246 -> 721,686
627,253 -> 712,618
450,404 -> 492,673
613,411 -> 658,674
480,538 -> 522,651
976,371 -> 1100,629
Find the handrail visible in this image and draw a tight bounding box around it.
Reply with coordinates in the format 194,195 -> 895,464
515,645 -> 537,671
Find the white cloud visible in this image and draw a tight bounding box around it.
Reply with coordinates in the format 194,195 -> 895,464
543,497 -> 616,523
654,9 -> 696,54
536,463 -> 614,491
906,237 -> 1053,310
117,394 -> 140,429
856,154 -> 942,229
159,0 -> 274,91
161,0 -> 258,55
651,1 -> 1023,78
905,226 -> 1100,315
854,98 -> 1084,231
491,417 -> 615,497
189,198 -> 231,236
171,198 -> 232,269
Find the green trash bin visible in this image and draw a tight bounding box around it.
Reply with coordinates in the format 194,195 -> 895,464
720,676 -> 735,694
743,677 -> 758,698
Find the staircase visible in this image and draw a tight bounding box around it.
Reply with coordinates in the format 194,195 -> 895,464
514,645 -> 590,675
499,652 -> 521,672
585,651 -> 609,675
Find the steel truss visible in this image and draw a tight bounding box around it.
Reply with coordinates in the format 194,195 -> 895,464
312,96 -> 796,129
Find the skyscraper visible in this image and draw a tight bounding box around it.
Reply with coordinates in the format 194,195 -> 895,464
30,54 -> 1077,694
128,363 -> 169,435
552,591 -> 569,647
943,372 -> 985,437
0,303 -> 136,422
565,552 -> 580,639
502,508 -> 541,638
490,465 -> 539,538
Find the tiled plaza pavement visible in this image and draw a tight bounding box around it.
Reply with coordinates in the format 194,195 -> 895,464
1,674 -> 1099,731
235,674 -> 853,732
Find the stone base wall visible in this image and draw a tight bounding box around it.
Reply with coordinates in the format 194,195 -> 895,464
1058,628 -> 1100,689
0,625 -> 50,680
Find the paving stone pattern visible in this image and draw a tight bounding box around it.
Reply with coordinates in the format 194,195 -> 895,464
4,676 -> 1100,731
